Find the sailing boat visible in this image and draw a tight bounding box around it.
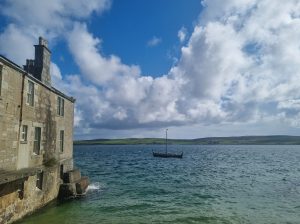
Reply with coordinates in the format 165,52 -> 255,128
152,129 -> 183,158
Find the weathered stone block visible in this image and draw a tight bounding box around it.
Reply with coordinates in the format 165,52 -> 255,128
63,169 -> 81,183
57,183 -> 76,200
75,176 -> 89,195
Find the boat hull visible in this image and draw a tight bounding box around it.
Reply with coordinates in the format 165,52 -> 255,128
152,152 -> 183,158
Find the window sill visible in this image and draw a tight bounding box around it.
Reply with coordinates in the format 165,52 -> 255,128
20,141 -> 27,144
26,103 -> 34,107
32,153 -> 41,157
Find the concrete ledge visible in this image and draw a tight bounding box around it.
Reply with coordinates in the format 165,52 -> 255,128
0,167 -> 42,185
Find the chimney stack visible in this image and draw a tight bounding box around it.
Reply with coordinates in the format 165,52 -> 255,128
23,37 -> 51,86
39,36 -> 48,47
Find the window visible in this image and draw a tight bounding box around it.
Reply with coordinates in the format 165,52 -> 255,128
57,96 -> 64,116
27,80 -> 34,106
18,181 -> 24,200
21,125 -> 28,142
36,172 -> 43,190
60,164 -> 64,179
59,130 -> 64,152
33,127 -> 41,155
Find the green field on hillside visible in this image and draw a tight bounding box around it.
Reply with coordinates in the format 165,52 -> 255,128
74,135 -> 300,145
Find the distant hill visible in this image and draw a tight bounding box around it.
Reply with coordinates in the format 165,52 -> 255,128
74,135 -> 300,145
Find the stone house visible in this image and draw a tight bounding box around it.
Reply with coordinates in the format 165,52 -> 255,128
0,37 -> 87,224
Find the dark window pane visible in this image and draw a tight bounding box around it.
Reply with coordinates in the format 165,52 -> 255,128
33,127 -> 41,155
36,172 -> 43,190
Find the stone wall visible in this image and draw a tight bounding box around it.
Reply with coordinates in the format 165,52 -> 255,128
18,75 -> 74,170
0,166 -> 61,224
0,62 -> 22,171
55,95 -> 74,162
0,51 -> 76,224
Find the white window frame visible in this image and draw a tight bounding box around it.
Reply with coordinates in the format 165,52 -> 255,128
21,125 -> 28,142
57,96 -> 64,116
27,80 -> 34,106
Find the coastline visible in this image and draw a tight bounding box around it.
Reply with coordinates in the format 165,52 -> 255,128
74,135 -> 300,145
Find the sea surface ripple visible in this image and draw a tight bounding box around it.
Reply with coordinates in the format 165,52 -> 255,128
19,145 -> 300,224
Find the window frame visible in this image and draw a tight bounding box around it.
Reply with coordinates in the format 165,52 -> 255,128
33,127 -> 41,155
57,96 -> 65,116
27,80 -> 34,106
21,125 -> 28,143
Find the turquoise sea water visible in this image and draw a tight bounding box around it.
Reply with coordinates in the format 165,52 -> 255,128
19,145 -> 300,224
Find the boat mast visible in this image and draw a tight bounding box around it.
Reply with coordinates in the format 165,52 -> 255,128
165,128 -> 168,154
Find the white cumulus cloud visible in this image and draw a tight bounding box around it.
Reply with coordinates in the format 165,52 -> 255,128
2,0 -> 300,138
67,23 -> 141,85
178,26 -> 187,43
0,0 -> 110,65
147,36 -> 162,47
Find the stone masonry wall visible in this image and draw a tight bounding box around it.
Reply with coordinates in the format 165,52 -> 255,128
0,166 -> 61,224
55,95 -> 74,162
0,53 -> 75,224
0,62 -> 22,171
19,76 -> 74,170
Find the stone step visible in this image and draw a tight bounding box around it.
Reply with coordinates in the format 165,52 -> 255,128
58,176 -> 90,200
75,176 -> 89,195
57,183 -> 76,200
63,169 -> 81,183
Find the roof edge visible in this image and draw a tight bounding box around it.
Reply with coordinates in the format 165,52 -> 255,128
0,55 -> 75,103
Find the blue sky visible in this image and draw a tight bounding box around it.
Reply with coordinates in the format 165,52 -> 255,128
1,0 -> 300,139
0,0 -> 202,78
50,0 -> 202,78
89,0 -> 201,76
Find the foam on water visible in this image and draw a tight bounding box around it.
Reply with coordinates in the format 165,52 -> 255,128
87,182 -> 102,191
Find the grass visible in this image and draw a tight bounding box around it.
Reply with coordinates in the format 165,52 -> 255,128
74,135 -> 300,145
